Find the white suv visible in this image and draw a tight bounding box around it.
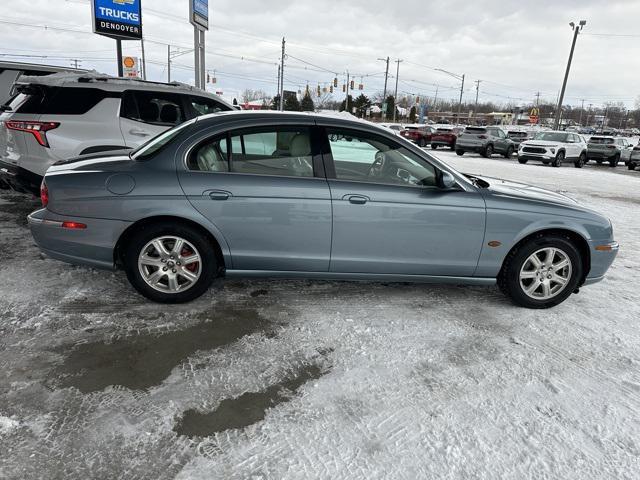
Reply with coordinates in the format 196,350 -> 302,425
0,72 -> 233,194
517,131 -> 588,168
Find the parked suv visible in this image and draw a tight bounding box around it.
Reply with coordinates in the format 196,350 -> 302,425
455,126 -> 515,158
507,130 -> 531,149
517,131 -> 587,168
430,126 -> 463,150
400,125 -> 436,147
586,136 -> 633,167
0,72 -> 233,194
628,143 -> 640,171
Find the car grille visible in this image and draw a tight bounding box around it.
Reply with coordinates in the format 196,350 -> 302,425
523,147 -> 546,154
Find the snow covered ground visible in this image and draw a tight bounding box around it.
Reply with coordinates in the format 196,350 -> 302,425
0,153 -> 639,479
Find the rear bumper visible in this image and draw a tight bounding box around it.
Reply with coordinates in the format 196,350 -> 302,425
0,160 -> 42,195
28,208 -> 132,271
456,143 -> 486,153
587,151 -> 616,160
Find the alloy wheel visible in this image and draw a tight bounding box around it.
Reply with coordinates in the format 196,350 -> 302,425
519,247 -> 572,300
138,236 -> 202,294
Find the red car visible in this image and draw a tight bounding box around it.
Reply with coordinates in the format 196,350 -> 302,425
430,126 -> 464,150
400,125 -> 436,147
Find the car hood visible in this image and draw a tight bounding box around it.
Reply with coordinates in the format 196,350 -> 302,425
476,175 -> 582,207
521,140 -> 562,147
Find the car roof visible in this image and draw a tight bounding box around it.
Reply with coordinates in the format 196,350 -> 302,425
14,71 -> 233,108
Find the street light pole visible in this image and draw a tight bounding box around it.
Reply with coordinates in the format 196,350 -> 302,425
435,68 -> 465,125
554,20 -> 586,130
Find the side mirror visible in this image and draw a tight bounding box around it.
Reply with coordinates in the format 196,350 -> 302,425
439,171 -> 457,189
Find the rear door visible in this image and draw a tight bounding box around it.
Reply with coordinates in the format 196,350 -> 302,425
120,90 -> 186,147
177,123 -> 332,272
319,126 -> 486,276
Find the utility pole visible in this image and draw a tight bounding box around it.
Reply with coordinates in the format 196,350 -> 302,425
277,64 -> 281,104
474,79 -> 482,121
579,99 -> 585,126
140,36 -> 147,80
167,45 -> 171,83
554,20 -> 586,130
345,70 -> 350,113
433,85 -> 439,111
457,74 -> 465,125
378,56 -> 390,102
116,39 -> 123,77
279,37 -> 286,111
70,59 -> 82,69
393,59 -> 402,122
535,91 -> 541,107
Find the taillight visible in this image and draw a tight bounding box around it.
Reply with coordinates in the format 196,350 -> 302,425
62,221 -> 87,230
40,180 -> 49,207
5,121 -> 60,147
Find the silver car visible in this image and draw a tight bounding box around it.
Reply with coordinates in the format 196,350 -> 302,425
28,112 -> 618,308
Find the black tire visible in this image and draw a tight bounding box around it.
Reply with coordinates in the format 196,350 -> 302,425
574,152 -> 586,168
596,159 -> 602,165
552,151 -> 564,167
456,150 -> 465,156
418,138 -> 426,147
629,162 -> 637,171
450,142 -> 456,151
498,234 -> 583,309
609,154 -> 620,167
504,146 -> 514,158
542,161 -> 549,165
124,223 -> 218,303
517,157 -> 528,164
431,144 -> 438,150
482,144 -> 494,158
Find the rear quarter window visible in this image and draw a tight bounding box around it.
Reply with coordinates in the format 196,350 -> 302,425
15,87 -> 117,115
464,127 -> 487,134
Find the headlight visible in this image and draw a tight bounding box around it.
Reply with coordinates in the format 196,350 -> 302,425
550,148 -> 555,154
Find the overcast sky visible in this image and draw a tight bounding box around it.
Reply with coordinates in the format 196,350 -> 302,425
1,0 -> 638,108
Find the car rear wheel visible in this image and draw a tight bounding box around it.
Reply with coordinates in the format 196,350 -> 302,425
609,154 -> 620,167
124,223 -> 218,303
450,142 -> 456,150
574,152 -> 586,168
418,138 -> 426,147
431,144 -> 438,150
629,162 -> 637,171
552,151 -> 564,167
482,144 -> 494,158
498,235 -> 582,309
504,146 -> 514,158
456,150 -> 465,156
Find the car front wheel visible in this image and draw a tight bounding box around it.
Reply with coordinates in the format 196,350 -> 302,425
574,152 -> 586,168
456,150 -> 465,156
609,154 -> 620,167
504,146 -> 514,158
124,223 -> 218,303
418,138 -> 426,147
431,144 -> 438,150
629,162 -> 637,171
482,144 -> 494,158
552,151 -> 564,167
499,235 -> 582,309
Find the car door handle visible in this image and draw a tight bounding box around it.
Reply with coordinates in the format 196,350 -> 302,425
344,194 -> 369,205
129,128 -> 150,137
208,191 -> 230,201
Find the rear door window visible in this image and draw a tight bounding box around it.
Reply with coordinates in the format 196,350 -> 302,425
121,90 -> 186,126
188,96 -> 231,116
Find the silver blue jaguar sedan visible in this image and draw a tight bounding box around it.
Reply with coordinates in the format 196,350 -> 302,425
28,111 -> 618,308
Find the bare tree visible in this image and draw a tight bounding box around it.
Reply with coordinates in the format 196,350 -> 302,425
241,89 -> 270,103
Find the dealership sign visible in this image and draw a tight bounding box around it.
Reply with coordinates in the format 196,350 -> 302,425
92,0 -> 142,40
190,0 -> 209,30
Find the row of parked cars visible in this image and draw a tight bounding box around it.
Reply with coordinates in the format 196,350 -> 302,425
381,122 -> 640,170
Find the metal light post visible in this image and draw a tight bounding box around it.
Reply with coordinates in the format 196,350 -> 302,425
435,68 -> 465,125
554,20 -> 586,130
393,59 -> 402,122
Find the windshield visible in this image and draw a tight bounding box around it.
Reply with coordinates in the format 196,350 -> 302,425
131,119 -> 197,161
534,132 -> 569,142
464,127 -> 486,134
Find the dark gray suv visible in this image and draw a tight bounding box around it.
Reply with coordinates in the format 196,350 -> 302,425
455,126 -> 516,158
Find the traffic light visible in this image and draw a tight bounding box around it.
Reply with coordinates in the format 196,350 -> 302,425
350,80 -> 354,90
317,85 -> 321,96
342,84 -> 346,92
333,77 -> 338,87
330,85 -> 334,93
358,83 -> 363,90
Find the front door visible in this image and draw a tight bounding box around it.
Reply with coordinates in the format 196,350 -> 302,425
178,124 -> 332,272
321,127 -> 486,277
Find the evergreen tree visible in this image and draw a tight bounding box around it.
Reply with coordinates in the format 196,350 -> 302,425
284,94 -> 301,111
385,95 -> 395,119
409,106 -> 417,123
353,94 -> 371,118
300,91 -> 315,112
271,95 -> 281,110
339,95 -> 353,113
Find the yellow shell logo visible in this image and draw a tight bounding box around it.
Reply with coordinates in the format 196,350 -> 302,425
113,0 -> 135,5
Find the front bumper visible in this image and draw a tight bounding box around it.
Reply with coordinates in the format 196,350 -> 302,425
0,160 -> 42,195
585,240 -> 619,284
517,153 -> 554,162
28,208 -> 132,271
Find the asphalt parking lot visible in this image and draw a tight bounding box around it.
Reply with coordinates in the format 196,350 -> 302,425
1,153 -> 639,479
